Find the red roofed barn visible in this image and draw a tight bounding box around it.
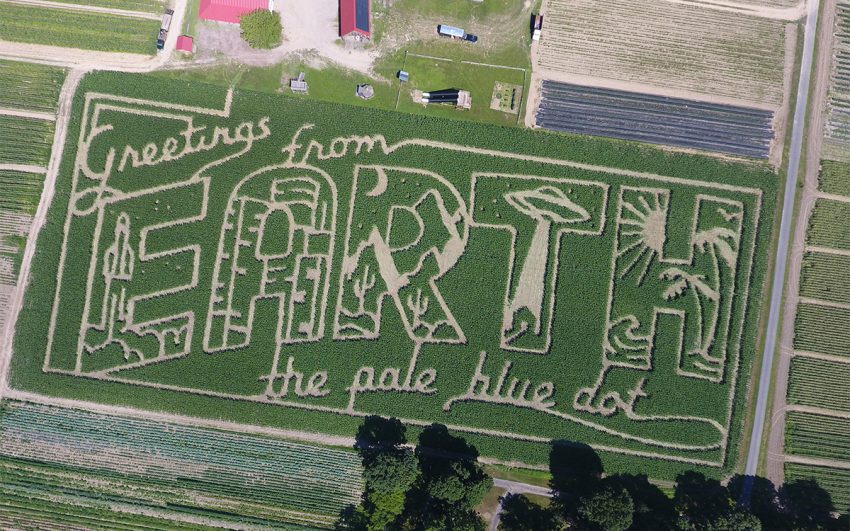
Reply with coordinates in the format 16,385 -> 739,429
199,0 -> 271,24
339,0 -> 370,39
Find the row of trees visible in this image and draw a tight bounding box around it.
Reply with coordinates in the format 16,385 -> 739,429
503,442 -> 847,530
338,418 -> 848,530
336,417 -> 492,530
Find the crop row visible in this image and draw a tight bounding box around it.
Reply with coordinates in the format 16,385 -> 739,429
799,251 -> 850,305
0,170 -> 45,216
824,2 -> 850,161
0,60 -> 65,114
787,356 -> 850,411
784,462 -> 850,512
0,401 -> 362,521
806,198 -> 850,250
794,303 -> 850,357
0,116 -> 54,167
536,81 -> 774,157
0,3 -> 159,55
818,159 -> 850,196
45,0 -> 166,14
537,0 -> 787,106
785,411 -> 850,461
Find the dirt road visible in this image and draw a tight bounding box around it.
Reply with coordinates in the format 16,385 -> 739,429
762,0 -> 838,486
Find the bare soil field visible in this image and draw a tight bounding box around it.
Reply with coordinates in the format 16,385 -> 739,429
536,0 -> 789,109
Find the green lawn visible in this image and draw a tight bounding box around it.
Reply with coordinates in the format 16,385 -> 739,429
394,53 -> 526,126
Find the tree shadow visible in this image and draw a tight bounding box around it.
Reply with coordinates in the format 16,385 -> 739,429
780,478 -> 838,527
612,473 -> 675,530
354,415 -> 407,459
549,440 -> 603,494
416,423 -> 479,461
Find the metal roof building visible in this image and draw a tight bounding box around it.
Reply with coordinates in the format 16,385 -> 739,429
199,0 -> 270,24
340,0 -> 370,38
176,35 -> 194,52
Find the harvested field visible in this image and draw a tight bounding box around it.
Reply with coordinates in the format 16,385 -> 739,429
0,211 -> 32,333
536,81 -> 774,158
787,357 -> 850,411
536,0 -> 787,107
807,198 -> 850,250
824,1 -> 850,161
0,60 -> 66,114
784,462 -> 850,513
794,303 -> 850,357
11,71 -> 779,479
786,411 -> 850,461
818,159 -> 850,196
0,400 -> 362,528
799,251 -> 850,304
0,3 -> 159,54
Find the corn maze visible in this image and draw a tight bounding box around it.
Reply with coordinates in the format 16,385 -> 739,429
10,73 -> 777,478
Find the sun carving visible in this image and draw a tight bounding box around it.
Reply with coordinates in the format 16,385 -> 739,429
617,191 -> 668,285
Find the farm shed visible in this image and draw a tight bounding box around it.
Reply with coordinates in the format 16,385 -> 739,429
199,0 -> 271,24
339,0 -> 370,38
176,35 -> 194,52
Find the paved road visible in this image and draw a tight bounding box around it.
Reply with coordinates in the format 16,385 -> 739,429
745,0 -> 821,479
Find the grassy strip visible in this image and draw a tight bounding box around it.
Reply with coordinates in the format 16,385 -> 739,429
0,3 -> 159,55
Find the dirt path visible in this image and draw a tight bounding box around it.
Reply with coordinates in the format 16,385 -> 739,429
765,0 -> 838,487
0,107 -> 55,121
662,0 -> 807,20
785,454 -> 850,469
0,0 -> 160,19
0,164 -> 46,173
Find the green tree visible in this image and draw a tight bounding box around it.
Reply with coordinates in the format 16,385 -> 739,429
239,9 -> 281,49
576,482 -> 634,531
499,494 -> 561,531
363,451 -> 418,495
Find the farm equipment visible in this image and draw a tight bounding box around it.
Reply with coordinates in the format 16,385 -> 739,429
532,14 -> 543,41
157,8 -> 174,51
438,24 -> 478,43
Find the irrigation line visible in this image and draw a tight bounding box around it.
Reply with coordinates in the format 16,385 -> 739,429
406,52 -> 455,63
744,0 -> 821,487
